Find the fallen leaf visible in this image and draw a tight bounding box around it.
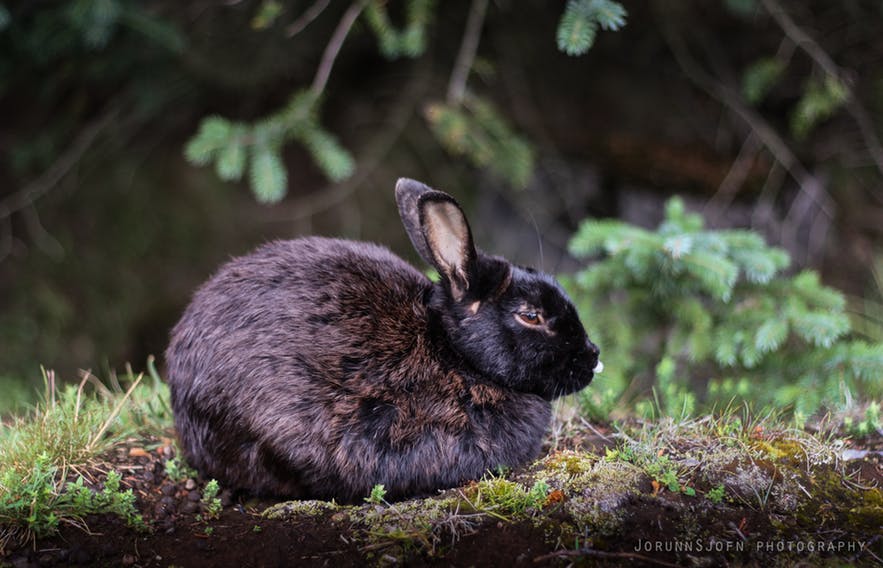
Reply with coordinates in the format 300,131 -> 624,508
546,489 -> 565,505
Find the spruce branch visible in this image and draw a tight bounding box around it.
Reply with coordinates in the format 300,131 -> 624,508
263,63 -> 430,223
447,0 -> 488,105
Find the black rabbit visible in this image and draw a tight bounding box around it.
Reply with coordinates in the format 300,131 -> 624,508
165,178 -> 601,502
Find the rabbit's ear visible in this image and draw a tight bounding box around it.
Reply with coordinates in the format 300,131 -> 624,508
395,178 -> 476,300
396,178 -> 438,265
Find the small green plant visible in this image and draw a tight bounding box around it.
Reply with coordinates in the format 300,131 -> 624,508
0,453 -> 63,538
0,457 -> 144,541
164,455 -> 196,483
707,483 -> 726,504
201,479 -> 223,520
606,443 -> 694,496
203,526 -> 214,536
60,470 -> 145,529
526,479 -> 551,509
0,367 -> 165,546
365,483 -> 388,505
566,197 -> 883,419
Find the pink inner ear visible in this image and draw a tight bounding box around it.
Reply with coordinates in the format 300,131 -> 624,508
423,201 -> 472,296
425,201 -> 469,269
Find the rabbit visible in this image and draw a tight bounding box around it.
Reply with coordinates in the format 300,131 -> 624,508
165,178 -> 601,502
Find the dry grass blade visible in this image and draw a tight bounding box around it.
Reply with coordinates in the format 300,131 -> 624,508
86,372 -> 143,452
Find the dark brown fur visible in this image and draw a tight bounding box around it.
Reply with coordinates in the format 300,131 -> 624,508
165,179 -> 599,502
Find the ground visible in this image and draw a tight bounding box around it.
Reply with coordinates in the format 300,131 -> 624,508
3,419 -> 882,567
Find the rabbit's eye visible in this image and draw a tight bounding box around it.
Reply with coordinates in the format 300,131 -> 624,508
516,311 -> 543,326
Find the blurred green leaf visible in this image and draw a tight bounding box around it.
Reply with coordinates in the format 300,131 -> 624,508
252,0 -> 283,30
425,96 -> 535,188
302,127 -> 355,182
557,0 -> 626,56
742,58 -> 784,105
755,319 -> 789,353
724,0 -> 757,17
0,4 -> 10,32
184,117 -> 231,166
216,136 -> 246,182
791,76 -> 849,140
249,148 -> 287,204
67,0 -> 121,48
557,1 -> 598,56
365,0 -> 434,59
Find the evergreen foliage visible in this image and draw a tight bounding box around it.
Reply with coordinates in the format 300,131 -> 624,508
723,0 -> 757,18
185,91 -> 353,203
790,76 -> 848,141
741,57 -> 784,105
251,1 -> 284,30
556,0 -> 627,56
425,95 -> 534,189
365,0 -> 434,59
183,0 -> 625,202
565,198 -> 883,420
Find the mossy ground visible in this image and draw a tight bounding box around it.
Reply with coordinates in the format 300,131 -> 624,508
257,414 -> 881,566
2,386 -> 881,566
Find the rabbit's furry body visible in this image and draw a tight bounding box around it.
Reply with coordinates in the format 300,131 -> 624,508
166,179 -> 599,502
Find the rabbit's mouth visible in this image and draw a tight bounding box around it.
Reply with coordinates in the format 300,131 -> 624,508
537,350 -> 599,400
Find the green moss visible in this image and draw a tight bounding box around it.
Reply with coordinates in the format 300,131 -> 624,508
848,503 -> 883,527
351,496 -> 471,560
540,449 -> 597,477
549,457 -> 644,536
460,476 -> 550,518
262,499 -> 341,520
749,438 -> 806,463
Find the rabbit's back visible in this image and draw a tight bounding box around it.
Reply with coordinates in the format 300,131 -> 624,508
166,239 -> 426,491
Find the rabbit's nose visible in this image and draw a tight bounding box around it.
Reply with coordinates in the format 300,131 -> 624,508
586,340 -> 603,373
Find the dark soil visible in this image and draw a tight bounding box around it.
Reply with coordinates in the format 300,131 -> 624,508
3,432 -> 882,568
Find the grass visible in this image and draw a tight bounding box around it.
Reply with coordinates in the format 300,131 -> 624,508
0,358 -> 172,551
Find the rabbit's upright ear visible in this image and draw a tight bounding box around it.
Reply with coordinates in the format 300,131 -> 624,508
395,178 -> 476,301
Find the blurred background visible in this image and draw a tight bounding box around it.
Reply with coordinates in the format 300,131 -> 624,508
1,0 -> 881,414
